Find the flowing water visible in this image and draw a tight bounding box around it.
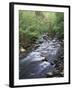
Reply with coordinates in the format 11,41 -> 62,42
19,35 -> 62,79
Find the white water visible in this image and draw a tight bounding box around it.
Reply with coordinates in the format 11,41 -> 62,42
19,35 -> 62,79
21,36 -> 60,66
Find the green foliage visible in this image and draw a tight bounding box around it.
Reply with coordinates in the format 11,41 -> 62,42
19,10 -> 64,49
53,13 -> 64,39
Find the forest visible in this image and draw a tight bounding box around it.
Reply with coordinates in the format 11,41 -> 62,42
19,10 -> 64,79
19,10 -> 64,57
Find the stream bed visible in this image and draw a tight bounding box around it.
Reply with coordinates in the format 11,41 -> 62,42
19,35 -> 64,79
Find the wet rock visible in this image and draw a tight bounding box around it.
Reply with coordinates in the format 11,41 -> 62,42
20,47 -> 26,52
46,70 -> 64,78
47,72 -> 53,75
50,62 -> 55,65
42,58 -> 48,62
34,44 -> 40,49
43,35 -> 48,41
37,37 -> 44,44
41,51 -> 48,57
46,72 -> 53,77
60,71 -> 64,77
53,70 -> 60,74
39,40 -> 43,44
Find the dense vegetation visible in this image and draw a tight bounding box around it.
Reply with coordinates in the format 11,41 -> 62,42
19,10 -> 64,57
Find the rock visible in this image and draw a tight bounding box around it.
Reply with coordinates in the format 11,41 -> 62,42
50,62 -> 54,65
60,71 -> 64,77
46,72 -> 54,77
39,40 -> 43,44
37,37 -> 44,44
47,72 -> 53,76
60,71 -> 64,75
41,51 -> 48,58
53,70 -> 60,75
20,47 -> 26,52
34,44 -> 40,49
42,58 -> 48,62
43,35 -> 48,41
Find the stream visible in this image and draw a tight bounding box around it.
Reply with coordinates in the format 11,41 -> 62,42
19,35 -> 64,79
